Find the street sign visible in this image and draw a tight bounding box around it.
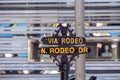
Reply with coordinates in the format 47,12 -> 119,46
41,37 -> 86,45
39,46 -> 91,55
31,23 -> 92,80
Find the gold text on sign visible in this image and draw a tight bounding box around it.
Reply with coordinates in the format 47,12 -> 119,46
42,37 -> 86,45
61,38 -> 84,44
48,38 -> 58,44
39,46 -> 91,55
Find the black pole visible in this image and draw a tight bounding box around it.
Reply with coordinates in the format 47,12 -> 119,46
60,55 -> 69,80
61,71 -> 68,80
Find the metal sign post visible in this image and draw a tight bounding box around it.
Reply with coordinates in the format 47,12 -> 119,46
39,23 -> 90,80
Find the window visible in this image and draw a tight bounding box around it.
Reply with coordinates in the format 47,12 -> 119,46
86,42 -> 113,60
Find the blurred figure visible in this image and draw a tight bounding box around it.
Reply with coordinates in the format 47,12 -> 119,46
89,76 -> 97,80
102,45 -> 112,57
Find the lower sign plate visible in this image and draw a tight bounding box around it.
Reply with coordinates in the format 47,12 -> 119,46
39,46 -> 91,55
